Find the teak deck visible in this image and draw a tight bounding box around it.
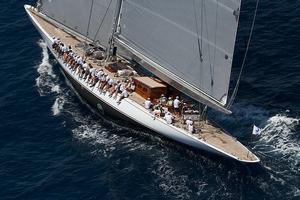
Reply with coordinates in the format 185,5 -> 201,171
30,9 -> 257,161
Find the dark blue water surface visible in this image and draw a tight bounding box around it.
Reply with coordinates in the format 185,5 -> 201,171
1,0 -> 299,199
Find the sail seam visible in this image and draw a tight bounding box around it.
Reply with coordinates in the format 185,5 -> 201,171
125,0 -> 233,58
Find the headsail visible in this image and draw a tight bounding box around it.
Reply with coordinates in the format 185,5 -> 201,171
39,0 -> 118,48
115,0 -> 241,114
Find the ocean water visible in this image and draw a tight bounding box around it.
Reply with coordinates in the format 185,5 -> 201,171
0,0 -> 299,199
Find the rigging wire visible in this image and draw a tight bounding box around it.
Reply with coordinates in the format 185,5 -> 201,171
226,0 -> 260,109
202,0 -> 214,91
212,0 -> 220,89
193,0 -> 203,63
200,0 -> 206,118
85,0 -> 94,44
93,0 -> 113,43
193,0 -> 204,117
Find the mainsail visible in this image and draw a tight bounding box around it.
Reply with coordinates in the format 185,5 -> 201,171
114,0 -> 241,114
38,0 -> 118,48
37,0 -> 241,114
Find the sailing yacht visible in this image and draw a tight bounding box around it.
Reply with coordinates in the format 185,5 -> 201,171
24,0 -> 260,163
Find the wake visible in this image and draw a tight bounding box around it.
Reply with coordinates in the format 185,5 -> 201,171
34,39 -> 300,199
252,114 -> 300,198
256,114 -> 300,166
36,40 -> 64,116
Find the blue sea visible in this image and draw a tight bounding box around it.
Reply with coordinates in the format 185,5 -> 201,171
1,0 -> 299,199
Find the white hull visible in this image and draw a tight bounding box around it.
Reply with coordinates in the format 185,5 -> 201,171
25,5 -> 260,163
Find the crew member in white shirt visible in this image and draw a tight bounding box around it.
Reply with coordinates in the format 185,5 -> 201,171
185,117 -> 193,130
188,123 -> 194,133
117,89 -> 129,104
144,98 -> 152,110
164,112 -> 173,124
119,83 -> 126,92
107,77 -> 114,86
173,96 -> 180,115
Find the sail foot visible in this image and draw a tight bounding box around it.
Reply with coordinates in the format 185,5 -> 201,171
115,38 -> 232,115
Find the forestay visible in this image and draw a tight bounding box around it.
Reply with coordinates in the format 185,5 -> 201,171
116,0 -> 241,112
39,0 -> 118,48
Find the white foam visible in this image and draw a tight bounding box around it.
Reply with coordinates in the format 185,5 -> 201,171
255,113 -> 300,189
259,114 -> 299,158
151,155 -> 193,199
37,40 -> 55,78
72,123 -> 121,158
52,97 -> 65,116
36,40 -> 60,96
290,187 -> 300,197
35,39 -> 67,117
51,85 -> 61,93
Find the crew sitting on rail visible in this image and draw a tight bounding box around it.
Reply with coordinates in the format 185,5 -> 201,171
102,76 -> 114,94
67,53 -> 75,69
58,43 -> 65,58
110,81 -> 121,99
82,64 -> 90,81
119,81 -> 126,93
98,73 -> 108,93
107,82 -> 117,97
63,45 -> 71,62
66,51 -> 73,65
89,67 -> 98,87
75,60 -> 82,78
52,37 -> 60,49
107,77 -> 114,88
117,88 -> 129,104
75,60 -> 84,77
51,40 -> 128,104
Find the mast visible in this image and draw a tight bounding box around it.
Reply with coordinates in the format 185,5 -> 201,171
107,0 -> 123,58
